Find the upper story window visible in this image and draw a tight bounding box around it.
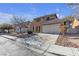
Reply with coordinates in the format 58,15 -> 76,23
46,17 -> 50,21
51,17 -> 56,20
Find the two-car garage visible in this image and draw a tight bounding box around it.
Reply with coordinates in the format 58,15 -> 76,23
42,24 -> 60,34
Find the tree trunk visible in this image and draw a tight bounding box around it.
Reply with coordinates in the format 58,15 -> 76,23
19,27 -> 22,33
8,29 -> 10,33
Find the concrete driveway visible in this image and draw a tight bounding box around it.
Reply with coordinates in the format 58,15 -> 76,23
0,35 -> 41,56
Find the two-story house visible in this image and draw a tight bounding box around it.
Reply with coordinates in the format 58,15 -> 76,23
30,14 -> 61,34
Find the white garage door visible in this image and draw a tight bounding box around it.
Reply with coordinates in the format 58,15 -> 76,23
42,24 -> 60,34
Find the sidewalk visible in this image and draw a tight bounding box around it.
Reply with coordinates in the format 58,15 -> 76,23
1,34 -> 79,56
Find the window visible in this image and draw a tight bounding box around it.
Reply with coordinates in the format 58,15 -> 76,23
64,22 -> 66,25
36,26 -> 38,32
46,17 -> 50,21
33,26 -> 34,31
36,26 -> 40,32
39,26 -> 40,32
51,17 -> 55,20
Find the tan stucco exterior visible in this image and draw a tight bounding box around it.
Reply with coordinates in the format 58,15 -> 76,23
30,21 -> 42,33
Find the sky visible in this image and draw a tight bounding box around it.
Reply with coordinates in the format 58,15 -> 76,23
0,3 -> 74,24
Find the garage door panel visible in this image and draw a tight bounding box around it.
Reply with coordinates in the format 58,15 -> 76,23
42,24 -> 60,34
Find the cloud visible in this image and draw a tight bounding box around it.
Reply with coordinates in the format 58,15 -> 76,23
57,14 -> 64,19
72,6 -> 77,9
71,5 -> 79,9
23,7 -> 38,21
0,12 -> 13,24
30,7 -> 37,14
0,8 -> 37,23
23,14 -> 36,21
56,8 -> 60,11
0,7 -> 37,23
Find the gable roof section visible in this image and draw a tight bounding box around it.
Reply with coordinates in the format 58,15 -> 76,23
33,14 -> 58,22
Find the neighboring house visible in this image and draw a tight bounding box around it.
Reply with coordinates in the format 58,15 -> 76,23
64,18 -> 79,34
67,25 -> 78,33
61,18 -> 79,34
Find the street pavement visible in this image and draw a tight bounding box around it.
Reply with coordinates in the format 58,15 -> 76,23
0,35 -> 42,56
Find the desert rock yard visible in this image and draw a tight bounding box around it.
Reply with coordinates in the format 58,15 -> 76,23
15,33 -> 59,49
55,34 -> 79,48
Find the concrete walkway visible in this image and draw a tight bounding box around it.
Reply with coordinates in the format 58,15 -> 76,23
38,33 -> 59,44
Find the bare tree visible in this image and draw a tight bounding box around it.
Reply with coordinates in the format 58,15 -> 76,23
67,3 -> 79,18
11,16 -> 27,34
0,24 -> 13,33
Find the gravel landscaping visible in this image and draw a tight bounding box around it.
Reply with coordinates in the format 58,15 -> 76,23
15,33 -> 59,50
55,34 -> 79,48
